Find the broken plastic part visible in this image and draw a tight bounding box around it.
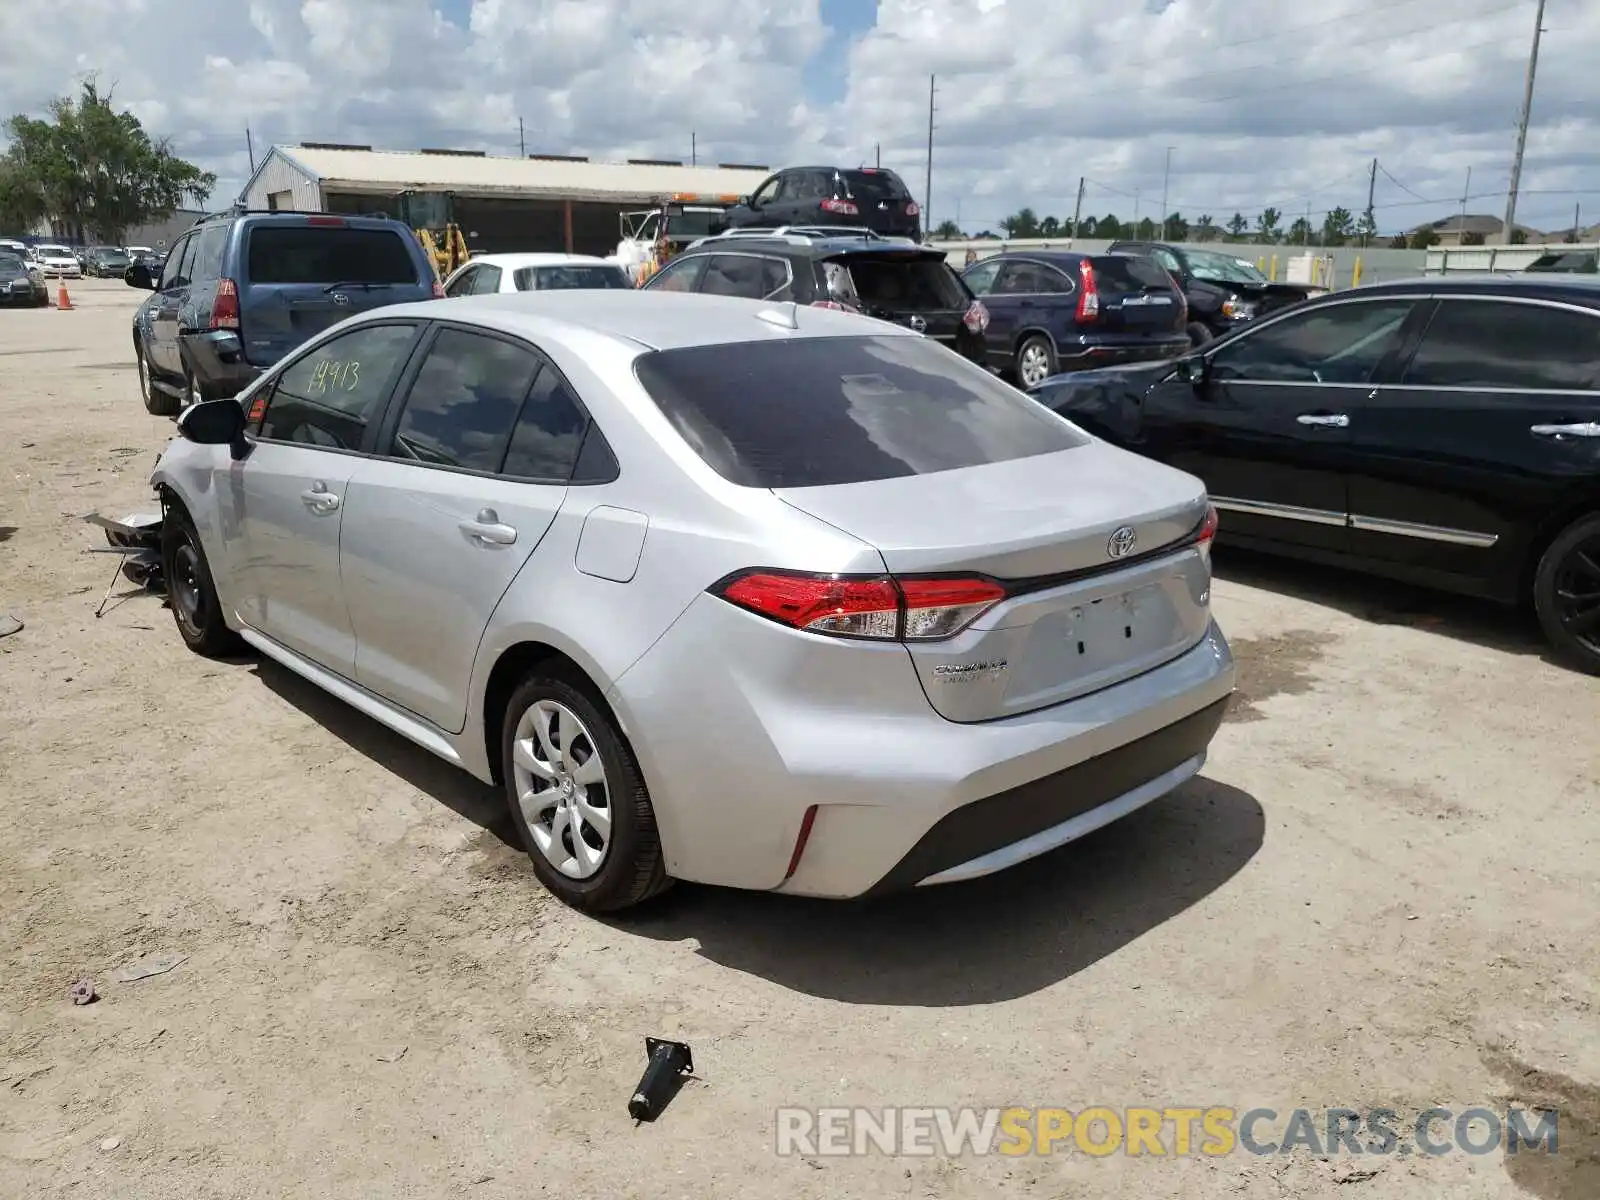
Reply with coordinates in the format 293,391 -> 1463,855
628,1037 -> 693,1122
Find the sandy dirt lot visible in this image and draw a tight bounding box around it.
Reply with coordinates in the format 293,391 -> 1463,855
0,278 -> 1595,1199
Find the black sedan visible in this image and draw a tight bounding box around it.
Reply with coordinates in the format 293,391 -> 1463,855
0,251 -> 48,307
1029,274 -> 1600,673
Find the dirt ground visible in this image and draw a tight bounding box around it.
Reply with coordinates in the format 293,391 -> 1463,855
1,278 -> 1596,1199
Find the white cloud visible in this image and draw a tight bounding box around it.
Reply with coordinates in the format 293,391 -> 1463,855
0,0 -> 1597,236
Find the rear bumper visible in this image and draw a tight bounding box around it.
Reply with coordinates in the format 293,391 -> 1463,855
179,330 -> 261,397
0,284 -> 46,305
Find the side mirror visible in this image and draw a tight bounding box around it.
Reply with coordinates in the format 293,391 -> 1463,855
741,195 -> 757,208
125,263 -> 154,290
177,398 -> 250,458
1175,355 -> 1208,387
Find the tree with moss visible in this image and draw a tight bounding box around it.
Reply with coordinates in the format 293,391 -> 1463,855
1,79 -> 214,241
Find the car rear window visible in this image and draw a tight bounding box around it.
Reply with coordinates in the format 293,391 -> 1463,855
832,253 -> 969,311
514,264 -> 631,291
1090,254 -> 1176,293
631,334 -> 1087,488
841,170 -> 911,201
246,226 -> 419,285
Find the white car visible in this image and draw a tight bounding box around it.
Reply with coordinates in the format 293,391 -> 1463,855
441,252 -> 633,297
30,244 -> 82,278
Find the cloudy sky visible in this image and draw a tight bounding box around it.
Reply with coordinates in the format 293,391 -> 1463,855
2,0 -> 1597,236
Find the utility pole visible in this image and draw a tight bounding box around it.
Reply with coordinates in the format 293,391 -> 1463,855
924,75 -> 936,238
1363,156 -> 1377,247
1573,200 -> 1582,242
1503,0 -> 1548,243
1071,175 -> 1086,242
875,142 -> 880,168
1134,189 -> 1141,226
1160,147 -> 1173,241
691,131 -> 696,166
1460,166 -> 1472,229
245,126 -> 255,174
518,117 -> 525,157
1304,198 -> 1312,247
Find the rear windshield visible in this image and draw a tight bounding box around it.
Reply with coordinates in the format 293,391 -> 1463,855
841,169 -> 911,201
663,209 -> 726,238
1089,254 -> 1176,292
631,334 -> 1087,488
1526,252 -> 1598,273
831,253 -> 969,311
515,264 -> 630,291
246,226 -> 419,285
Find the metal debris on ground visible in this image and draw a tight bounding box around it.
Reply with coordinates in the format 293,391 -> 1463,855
0,615 -> 20,638
115,953 -> 186,983
82,511 -> 164,616
628,1037 -> 694,1122
68,978 -> 97,1005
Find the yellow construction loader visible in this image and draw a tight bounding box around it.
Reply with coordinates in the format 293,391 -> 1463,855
415,223 -> 470,281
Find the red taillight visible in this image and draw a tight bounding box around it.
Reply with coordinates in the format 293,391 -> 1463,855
307,216 -> 346,227
1076,259 -> 1099,323
431,279 -> 445,298
714,570 -> 1005,641
821,197 -> 859,216
212,277 -> 240,330
962,300 -> 990,333
905,201 -> 920,217
1196,503 -> 1219,562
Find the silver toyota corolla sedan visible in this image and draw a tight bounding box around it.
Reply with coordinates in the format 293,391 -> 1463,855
150,290 -> 1235,912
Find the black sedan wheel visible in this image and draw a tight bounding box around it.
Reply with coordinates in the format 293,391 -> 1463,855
1534,512 -> 1600,675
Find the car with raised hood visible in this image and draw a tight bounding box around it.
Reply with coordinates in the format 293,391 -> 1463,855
722,166 -> 922,241
960,250 -> 1191,386
125,208 -> 440,416
0,250 -> 48,307
149,289 -> 1234,912
643,228 -> 990,365
1028,274 -> 1600,673
441,252 -> 633,295
1107,241 -> 1320,345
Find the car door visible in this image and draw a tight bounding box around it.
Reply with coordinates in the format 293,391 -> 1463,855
1346,295 -> 1600,585
1141,296 -> 1421,552
640,253 -> 708,293
470,264 -> 503,294
149,233 -> 196,375
695,253 -> 792,300
228,320 -> 426,673
736,174 -> 783,228
337,325 -> 589,731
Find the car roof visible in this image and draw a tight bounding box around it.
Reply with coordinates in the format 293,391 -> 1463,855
975,249 -> 1088,265
684,234 -> 931,257
1344,273 -> 1600,306
365,289 -> 923,352
454,253 -> 619,270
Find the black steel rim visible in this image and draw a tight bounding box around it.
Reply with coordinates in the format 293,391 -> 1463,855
173,538 -> 205,633
1555,535 -> 1600,651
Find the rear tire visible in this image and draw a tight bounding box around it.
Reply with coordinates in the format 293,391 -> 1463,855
137,341 -> 179,417
161,510 -> 241,658
1186,321 -> 1213,347
1015,333 -> 1059,388
1533,511 -> 1600,675
500,672 -> 671,913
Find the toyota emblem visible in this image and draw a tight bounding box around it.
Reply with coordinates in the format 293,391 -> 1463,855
908,314 -> 927,333
331,292 -> 350,306
1107,526 -> 1137,559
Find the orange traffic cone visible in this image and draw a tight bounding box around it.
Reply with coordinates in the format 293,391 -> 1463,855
56,281 -> 73,310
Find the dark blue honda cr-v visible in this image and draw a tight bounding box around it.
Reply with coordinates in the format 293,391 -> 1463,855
960,250 -> 1190,388
126,208 -> 440,415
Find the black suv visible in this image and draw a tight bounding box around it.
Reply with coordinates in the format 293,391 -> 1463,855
721,167 -> 922,241
641,230 -> 988,364
1107,241 -> 1317,345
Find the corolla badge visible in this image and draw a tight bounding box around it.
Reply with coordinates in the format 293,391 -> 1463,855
1107,526 -> 1138,559
907,314 -> 927,333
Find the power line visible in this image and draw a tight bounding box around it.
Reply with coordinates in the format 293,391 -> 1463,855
1376,162 -> 1432,203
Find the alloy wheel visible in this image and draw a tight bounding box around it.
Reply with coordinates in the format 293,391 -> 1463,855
511,699 -> 612,879
1019,341 -> 1051,387
1554,534 -> 1600,654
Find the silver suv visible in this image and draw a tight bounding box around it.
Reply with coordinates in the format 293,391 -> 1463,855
152,291 -> 1235,912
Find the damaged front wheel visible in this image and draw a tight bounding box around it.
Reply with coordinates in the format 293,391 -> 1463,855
160,511 -> 240,657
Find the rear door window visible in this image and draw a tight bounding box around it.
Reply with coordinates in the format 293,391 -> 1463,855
698,254 -> 791,299
994,261 -> 1070,295
1402,299 -> 1600,391
246,225 -> 419,285
387,328 -> 543,472
632,333 -> 1088,488
837,254 -> 968,311
1089,255 -> 1176,293
191,224 -> 229,282
841,170 -> 911,201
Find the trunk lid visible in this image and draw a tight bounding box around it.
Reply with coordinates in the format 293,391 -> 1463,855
775,440 -> 1214,722
1087,254 -> 1187,335
828,249 -> 971,347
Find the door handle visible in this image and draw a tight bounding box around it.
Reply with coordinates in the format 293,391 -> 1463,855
299,482 -> 340,513
1296,413 -> 1350,428
1530,422 -> 1600,439
459,508 -> 518,546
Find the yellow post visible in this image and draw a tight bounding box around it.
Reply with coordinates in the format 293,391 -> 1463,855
1256,257 -> 1265,272
1351,257 -> 1363,288
1269,254 -> 1278,281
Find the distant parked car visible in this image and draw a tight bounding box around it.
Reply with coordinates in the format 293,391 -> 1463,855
0,250 -> 48,307
1107,241 -> 1319,345
960,251 -> 1190,387
150,289 -> 1233,911
721,166 -> 922,241
30,244 -> 82,279
441,253 -> 633,296
124,209 -> 441,416
1523,249 -> 1598,274
1029,273 -> 1600,674
85,245 -> 131,277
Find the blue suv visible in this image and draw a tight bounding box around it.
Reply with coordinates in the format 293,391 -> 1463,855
126,209 -> 440,416
960,250 -> 1191,388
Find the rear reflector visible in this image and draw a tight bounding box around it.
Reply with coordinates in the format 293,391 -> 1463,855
714,570 -> 1005,641
783,805 -> 819,881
